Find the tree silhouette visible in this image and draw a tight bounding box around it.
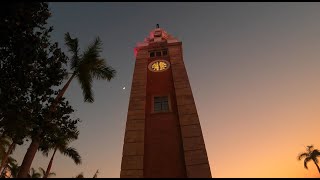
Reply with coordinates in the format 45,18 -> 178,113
39,167 -> 56,178
50,32 -> 116,111
42,135 -> 81,178
297,145 -> 320,173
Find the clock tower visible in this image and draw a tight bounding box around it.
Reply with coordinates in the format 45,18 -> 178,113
120,26 -> 212,178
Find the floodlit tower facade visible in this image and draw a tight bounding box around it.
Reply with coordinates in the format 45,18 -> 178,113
120,26 -> 212,178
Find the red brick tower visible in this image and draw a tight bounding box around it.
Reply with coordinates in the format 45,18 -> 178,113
120,26 -> 212,178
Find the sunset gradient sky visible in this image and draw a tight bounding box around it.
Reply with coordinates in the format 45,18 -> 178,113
12,2 -> 320,178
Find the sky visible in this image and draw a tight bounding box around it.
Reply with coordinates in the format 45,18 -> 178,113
12,2 -> 320,178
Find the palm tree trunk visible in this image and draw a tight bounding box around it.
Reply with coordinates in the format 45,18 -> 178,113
43,147 -> 57,178
315,161 -> 320,173
17,137 -> 40,178
0,142 -> 15,174
49,73 -> 76,112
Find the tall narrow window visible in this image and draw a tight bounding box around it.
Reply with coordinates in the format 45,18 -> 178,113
154,96 -> 169,112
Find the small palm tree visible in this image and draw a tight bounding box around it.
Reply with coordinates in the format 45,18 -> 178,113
297,145 -> 320,173
7,160 -> 19,178
39,167 -> 56,178
28,167 -> 41,178
42,136 -> 81,178
0,156 -> 16,178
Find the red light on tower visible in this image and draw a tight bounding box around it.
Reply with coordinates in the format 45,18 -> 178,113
134,47 -> 138,58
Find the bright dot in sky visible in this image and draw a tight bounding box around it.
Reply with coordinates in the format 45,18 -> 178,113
123,87 -> 126,90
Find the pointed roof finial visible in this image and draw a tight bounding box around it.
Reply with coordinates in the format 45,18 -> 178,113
156,24 -> 159,28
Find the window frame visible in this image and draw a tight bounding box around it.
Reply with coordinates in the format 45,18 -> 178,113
148,48 -> 169,58
151,94 -> 172,113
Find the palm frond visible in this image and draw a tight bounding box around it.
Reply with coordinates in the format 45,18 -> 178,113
40,142 -> 56,157
81,37 -> 102,62
41,148 -> 51,157
63,133 -> 79,145
77,68 -> 93,102
64,34 -> 116,103
298,153 -> 309,160
48,171 -> 56,177
307,145 -> 314,150
29,167 -> 41,178
64,32 -> 80,70
7,156 -> 17,165
310,149 -> 320,164
91,59 -> 116,81
62,147 -> 81,165
8,162 -> 20,178
39,167 -> 46,177
304,157 -> 312,169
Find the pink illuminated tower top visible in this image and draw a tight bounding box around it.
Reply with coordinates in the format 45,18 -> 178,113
137,24 -> 180,48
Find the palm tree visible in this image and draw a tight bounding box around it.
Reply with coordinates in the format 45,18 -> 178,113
7,160 -> 19,178
28,167 -> 41,178
297,145 -> 320,173
42,136 -> 81,178
50,32 -> 116,112
0,156 -> 16,178
17,33 -> 116,178
39,167 -> 56,178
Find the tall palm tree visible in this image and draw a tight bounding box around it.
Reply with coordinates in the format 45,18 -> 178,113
297,145 -> 320,173
42,136 -> 81,178
50,32 -> 116,112
17,33 -> 116,178
39,167 -> 56,178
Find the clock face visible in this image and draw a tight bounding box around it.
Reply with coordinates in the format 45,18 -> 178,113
148,60 -> 170,72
